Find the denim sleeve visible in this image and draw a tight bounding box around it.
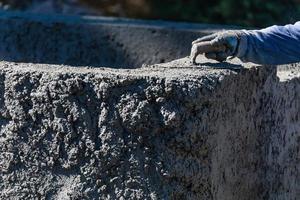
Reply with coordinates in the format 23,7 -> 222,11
236,22 -> 300,65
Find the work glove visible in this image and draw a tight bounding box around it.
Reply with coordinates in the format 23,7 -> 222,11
190,30 -> 244,64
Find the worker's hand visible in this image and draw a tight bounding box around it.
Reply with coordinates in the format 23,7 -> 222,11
190,30 -> 242,64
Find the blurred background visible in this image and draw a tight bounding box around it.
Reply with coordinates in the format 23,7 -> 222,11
0,0 -> 299,28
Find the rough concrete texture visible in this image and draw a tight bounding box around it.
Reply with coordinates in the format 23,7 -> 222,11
0,56 -> 299,200
0,11 -> 237,68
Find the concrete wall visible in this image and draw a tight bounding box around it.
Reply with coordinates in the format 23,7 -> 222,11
0,58 -> 299,200
0,11 -> 235,68
0,11 -> 299,200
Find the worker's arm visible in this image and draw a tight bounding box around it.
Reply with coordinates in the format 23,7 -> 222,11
191,22 -> 300,65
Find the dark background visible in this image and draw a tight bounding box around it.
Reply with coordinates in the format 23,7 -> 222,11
1,0 -> 299,28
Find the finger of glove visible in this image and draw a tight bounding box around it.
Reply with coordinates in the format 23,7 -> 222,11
193,41 -> 226,54
190,44 -> 200,63
205,52 -> 229,62
215,52 -> 229,62
190,41 -> 226,63
192,34 -> 217,45
205,52 -> 217,60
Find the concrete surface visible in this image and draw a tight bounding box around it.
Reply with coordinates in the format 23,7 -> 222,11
0,11 -> 238,68
0,56 -> 299,200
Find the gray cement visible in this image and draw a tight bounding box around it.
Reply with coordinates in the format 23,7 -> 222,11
0,56 -> 299,200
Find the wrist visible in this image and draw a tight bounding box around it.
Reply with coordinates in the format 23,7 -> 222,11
234,30 -> 249,59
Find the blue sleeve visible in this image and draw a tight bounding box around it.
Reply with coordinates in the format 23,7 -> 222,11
236,22 -> 300,65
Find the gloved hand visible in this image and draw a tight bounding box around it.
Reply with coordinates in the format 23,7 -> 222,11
190,30 -> 243,64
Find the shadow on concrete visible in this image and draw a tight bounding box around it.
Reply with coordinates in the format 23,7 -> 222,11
193,61 -> 244,73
